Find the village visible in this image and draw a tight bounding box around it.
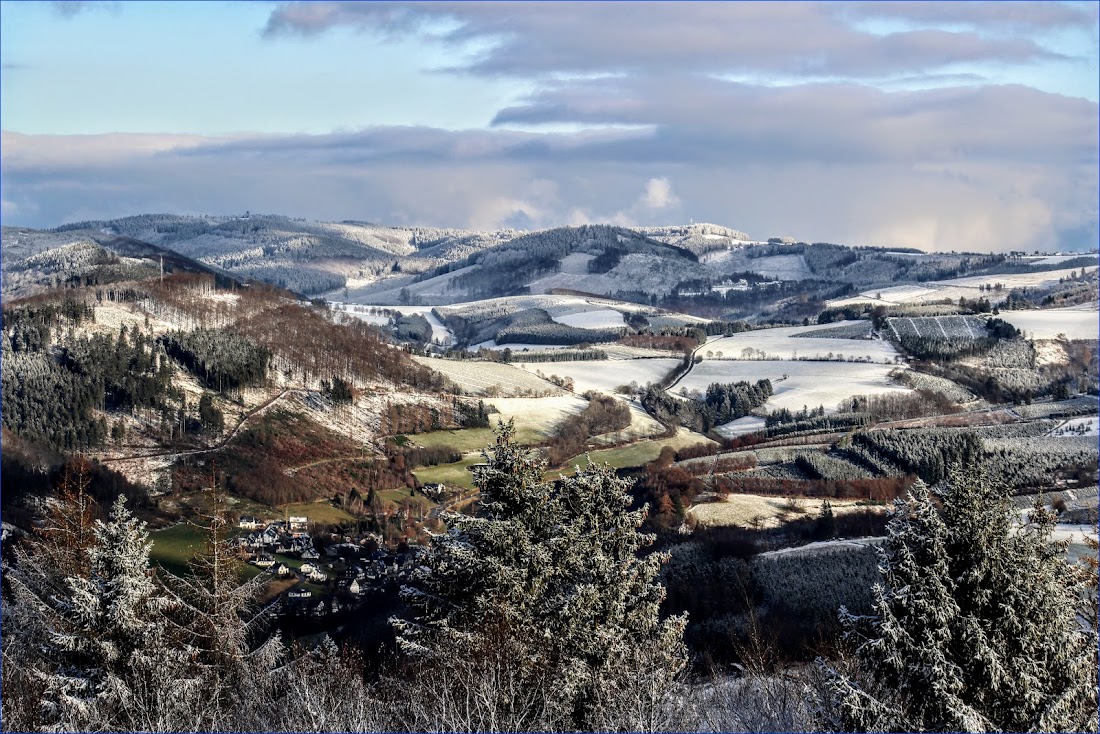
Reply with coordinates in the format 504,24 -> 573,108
232,513 -> 420,619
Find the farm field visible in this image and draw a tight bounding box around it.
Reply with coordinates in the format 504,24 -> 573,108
713,415 -> 768,438
516,357 -> 682,394
1025,254 -> 1090,266
689,494 -> 883,529
150,522 -> 212,577
929,265 -> 1096,291
412,453 -> 483,490
470,341 -> 571,352
278,501 -> 357,526
550,427 -> 714,477
1048,416 -> 1099,437
702,252 -> 812,280
827,266 -> 1096,307
676,360 -> 910,413
826,284 -> 935,307
704,322 -> 900,363
996,306 -> 1100,341
410,395 -> 587,452
414,356 -> 564,396
553,308 -> 626,329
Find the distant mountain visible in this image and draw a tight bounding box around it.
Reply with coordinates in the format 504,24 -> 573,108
12,214 -> 1088,312
1,225 -> 251,299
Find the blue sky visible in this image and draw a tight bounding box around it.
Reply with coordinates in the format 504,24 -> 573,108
2,1 -> 1098,252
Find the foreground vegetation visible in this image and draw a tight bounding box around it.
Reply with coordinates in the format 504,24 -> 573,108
3,429 -> 1095,732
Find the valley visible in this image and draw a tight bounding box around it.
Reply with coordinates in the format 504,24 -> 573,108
2,214 -> 1097,695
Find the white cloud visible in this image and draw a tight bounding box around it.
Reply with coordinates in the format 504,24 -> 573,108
640,177 -> 678,210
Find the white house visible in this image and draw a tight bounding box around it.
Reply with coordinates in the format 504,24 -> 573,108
252,554 -> 275,568
237,515 -> 262,530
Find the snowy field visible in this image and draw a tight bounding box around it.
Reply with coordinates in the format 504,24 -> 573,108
827,266 -> 1095,308
929,265 -> 1096,291
345,264 -> 477,304
1048,416 -> 1099,438
712,415 -> 768,438
703,322 -> 900,363
552,309 -> 627,329
702,252 -> 812,280
557,252 -> 595,274
1025,255 -> 1094,266
413,357 -> 564,397
996,307 -> 1099,341
469,341 -> 570,352
676,360 -> 910,413
515,358 -> 682,395
334,303 -> 455,343
827,285 -> 936,307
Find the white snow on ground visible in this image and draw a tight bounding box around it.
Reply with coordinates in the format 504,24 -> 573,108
1023,255 -> 1094,266
557,252 -> 596,274
1047,416 -> 1099,437
743,254 -> 813,280
469,341 -> 571,352
676,360 -> 910,413
712,415 -> 768,438
413,357 -> 563,396
553,309 -> 627,329
997,307 -> 1099,341
703,322 -> 900,363
332,302 -> 456,343
827,267 -> 1096,308
930,266 -> 1096,290
516,358 -> 682,395
827,285 -> 936,307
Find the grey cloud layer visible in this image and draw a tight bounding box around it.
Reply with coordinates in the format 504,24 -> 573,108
263,1 -> 1082,78
4,76 -> 1096,252
3,2 -> 1096,254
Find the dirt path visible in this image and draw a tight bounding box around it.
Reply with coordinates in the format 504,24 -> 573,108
664,343 -> 705,393
284,452 -> 374,476
430,489 -> 480,519
102,388 -> 293,465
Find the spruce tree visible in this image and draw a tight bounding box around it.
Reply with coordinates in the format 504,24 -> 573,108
393,420 -> 687,730
39,497 -> 194,729
821,470 -> 1099,732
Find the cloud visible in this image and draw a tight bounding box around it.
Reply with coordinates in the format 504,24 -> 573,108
4,81 -> 1095,253
838,1 -> 1100,33
48,1 -> 120,18
640,177 -> 678,210
262,2 -> 1082,79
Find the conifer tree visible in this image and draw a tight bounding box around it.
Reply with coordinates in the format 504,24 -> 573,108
393,420 -> 687,730
820,470 -> 1099,732
39,497 -> 194,730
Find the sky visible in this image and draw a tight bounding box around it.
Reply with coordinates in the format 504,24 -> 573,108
1,1 -> 1098,253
